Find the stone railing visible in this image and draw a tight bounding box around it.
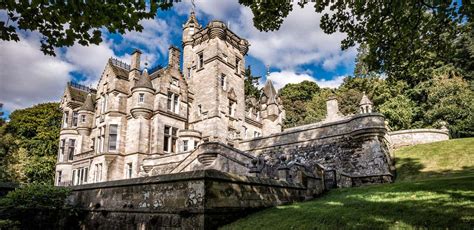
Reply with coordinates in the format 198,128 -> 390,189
339,173 -> 393,188
388,128 -> 449,149
57,181 -> 73,187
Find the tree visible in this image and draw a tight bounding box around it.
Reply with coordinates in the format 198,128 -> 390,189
379,95 -> 418,130
1,103 -> 62,184
279,80 -> 321,127
244,65 -> 261,99
241,0 -> 472,86
1,1 -> 172,56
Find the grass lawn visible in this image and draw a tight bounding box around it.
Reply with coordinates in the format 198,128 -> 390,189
221,138 -> 474,229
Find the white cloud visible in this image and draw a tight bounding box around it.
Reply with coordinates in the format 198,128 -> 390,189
0,35 -> 75,112
267,70 -> 346,90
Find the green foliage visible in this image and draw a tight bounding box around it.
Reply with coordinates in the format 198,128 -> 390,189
244,65 -> 261,99
0,183 -> 70,209
0,103 -> 62,184
279,80 -> 321,127
379,95 -> 418,130
0,1 -> 172,56
0,183 -> 78,229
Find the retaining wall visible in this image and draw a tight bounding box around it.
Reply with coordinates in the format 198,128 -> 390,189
389,128 -> 449,149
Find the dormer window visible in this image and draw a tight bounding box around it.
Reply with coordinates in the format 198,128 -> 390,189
138,93 -> 144,103
198,53 -> 204,69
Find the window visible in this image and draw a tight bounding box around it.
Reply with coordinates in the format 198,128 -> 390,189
138,93 -> 144,103
256,112 -> 260,121
187,67 -> 191,79
198,53 -> 204,69
59,139 -> 65,162
228,101 -> 236,117
164,125 -> 178,153
197,105 -> 202,116
94,163 -> 103,182
167,93 -> 179,114
221,74 -> 226,90
126,163 -> 132,178
194,140 -> 198,149
72,112 -> 78,127
68,139 -> 75,160
91,138 -> 95,150
101,95 -> 107,113
223,54 -> 228,62
97,127 -> 105,153
63,112 -> 68,128
81,114 -> 86,123
57,171 -> 62,184
74,167 -> 88,185
236,58 -> 241,74
189,27 -> 194,35
254,131 -> 261,138
183,140 -> 189,152
243,126 -> 248,139
108,124 -> 118,151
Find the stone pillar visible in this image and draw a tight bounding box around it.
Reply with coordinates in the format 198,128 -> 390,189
325,96 -> 341,121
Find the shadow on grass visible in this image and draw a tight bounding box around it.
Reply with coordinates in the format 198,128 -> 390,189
222,176 -> 474,230
394,157 -> 474,181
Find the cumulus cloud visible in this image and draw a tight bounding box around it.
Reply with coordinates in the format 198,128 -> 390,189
0,35 -> 75,112
267,70 -> 345,90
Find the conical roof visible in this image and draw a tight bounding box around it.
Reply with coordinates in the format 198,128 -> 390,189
80,93 -> 95,112
133,69 -> 154,90
262,80 -> 278,104
359,92 -> 373,105
184,11 -> 201,29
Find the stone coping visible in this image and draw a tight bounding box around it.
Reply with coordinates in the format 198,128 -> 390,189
340,172 -> 393,178
389,128 -> 449,135
70,169 -> 305,191
240,113 -> 385,143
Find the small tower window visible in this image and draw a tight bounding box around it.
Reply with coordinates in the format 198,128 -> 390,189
236,58 -> 241,74
198,105 -> 202,116
138,93 -> 145,103
72,112 -> 78,127
81,114 -> 86,123
221,74 -> 226,90
187,67 -> 191,78
183,140 -> 189,152
198,53 -> 204,69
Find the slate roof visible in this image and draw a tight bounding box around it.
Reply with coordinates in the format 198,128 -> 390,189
359,92 -> 373,105
133,69 -> 154,90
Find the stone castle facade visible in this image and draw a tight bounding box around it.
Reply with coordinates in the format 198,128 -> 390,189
55,13 -> 392,187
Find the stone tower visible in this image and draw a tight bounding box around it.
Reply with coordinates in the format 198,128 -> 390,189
182,13 -> 250,144
359,92 -> 373,114
259,80 -> 284,135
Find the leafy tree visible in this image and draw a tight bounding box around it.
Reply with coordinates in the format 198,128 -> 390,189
379,95 -> 418,130
244,65 -> 261,99
0,103 -> 61,184
1,1 -> 172,56
280,80 -> 321,127
242,0 -> 471,86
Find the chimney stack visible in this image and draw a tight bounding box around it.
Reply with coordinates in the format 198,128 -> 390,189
325,96 -> 341,122
168,46 -> 181,70
130,49 -> 142,71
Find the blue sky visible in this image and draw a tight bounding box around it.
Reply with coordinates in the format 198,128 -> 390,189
0,0 -> 356,118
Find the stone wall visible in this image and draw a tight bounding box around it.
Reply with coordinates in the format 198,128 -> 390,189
238,113 -> 393,187
68,169 -> 320,229
388,128 -> 449,149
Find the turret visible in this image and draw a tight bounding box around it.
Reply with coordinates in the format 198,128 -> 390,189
259,80 -> 284,135
359,92 -> 373,114
130,69 -> 155,119
182,12 -> 201,80
77,93 -> 95,135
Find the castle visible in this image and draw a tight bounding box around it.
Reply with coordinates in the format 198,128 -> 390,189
55,13 -> 393,188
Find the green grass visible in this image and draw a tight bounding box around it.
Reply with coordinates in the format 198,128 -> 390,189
222,138 -> 474,230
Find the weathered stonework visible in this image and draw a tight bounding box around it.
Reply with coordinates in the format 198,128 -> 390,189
54,11 -> 394,229
388,128 -> 449,149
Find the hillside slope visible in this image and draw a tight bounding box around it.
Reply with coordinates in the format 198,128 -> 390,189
222,138 -> 474,230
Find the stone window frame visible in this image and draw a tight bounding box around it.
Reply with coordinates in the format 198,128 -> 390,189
94,163 -> 103,182
108,124 -> 119,152
167,92 -> 180,114
126,162 -> 133,179
163,125 -> 179,154
62,111 -> 69,128
57,171 -> 62,184
183,140 -> 189,152
80,114 -> 86,123
59,139 -> 65,162
221,74 -> 227,90
235,57 -> 241,74
197,52 -> 204,69
73,167 -> 88,185
138,93 -> 145,103
72,111 -> 79,127
68,139 -> 76,160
